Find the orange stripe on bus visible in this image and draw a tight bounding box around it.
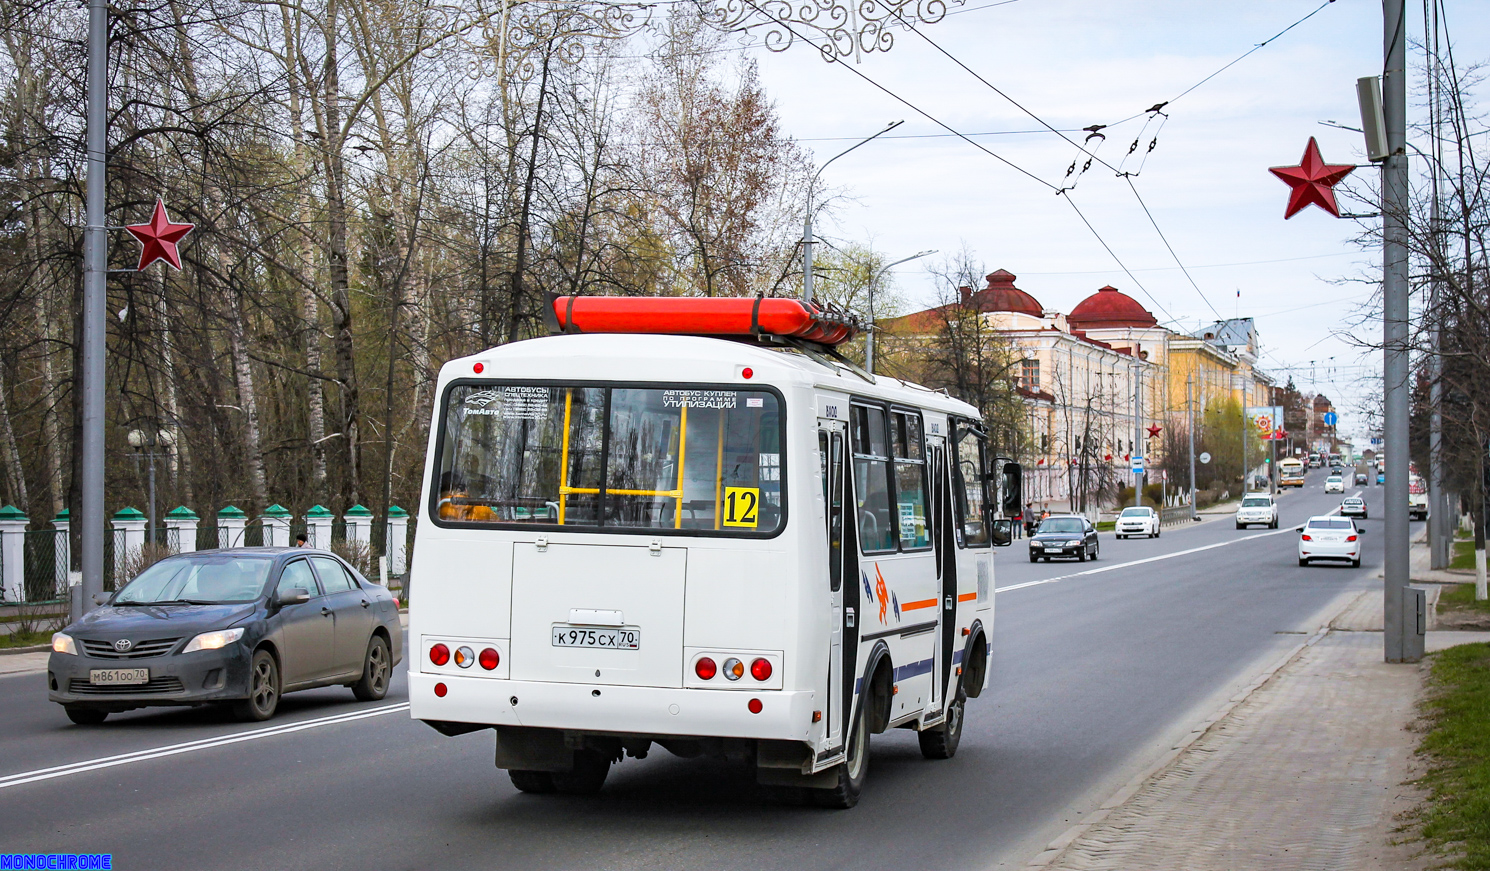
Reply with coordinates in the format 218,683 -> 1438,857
902,598 -> 938,611
957,593 -> 977,603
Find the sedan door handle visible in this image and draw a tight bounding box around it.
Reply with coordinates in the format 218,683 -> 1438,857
320,606 -> 332,616
360,599 -> 370,609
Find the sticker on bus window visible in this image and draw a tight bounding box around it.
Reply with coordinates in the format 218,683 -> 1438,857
722,487 -> 760,527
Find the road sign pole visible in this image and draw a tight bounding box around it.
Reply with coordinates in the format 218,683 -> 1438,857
1188,375 -> 1197,521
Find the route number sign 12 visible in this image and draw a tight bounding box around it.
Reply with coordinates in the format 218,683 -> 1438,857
722,487 -> 760,527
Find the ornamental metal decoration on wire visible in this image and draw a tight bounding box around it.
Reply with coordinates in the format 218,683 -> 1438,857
697,0 -> 961,62
468,0 -> 652,82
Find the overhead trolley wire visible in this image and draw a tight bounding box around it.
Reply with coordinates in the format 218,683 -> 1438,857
734,0 -> 1188,327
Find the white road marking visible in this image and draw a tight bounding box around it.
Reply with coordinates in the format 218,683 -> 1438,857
1000,488 -> 1372,594
0,702 -> 410,790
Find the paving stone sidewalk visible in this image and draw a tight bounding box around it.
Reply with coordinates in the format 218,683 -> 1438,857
1029,621 -> 1442,871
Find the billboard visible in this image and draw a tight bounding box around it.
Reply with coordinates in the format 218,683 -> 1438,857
1246,405 -> 1287,441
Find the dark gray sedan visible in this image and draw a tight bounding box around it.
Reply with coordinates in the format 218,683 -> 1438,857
1028,515 -> 1100,562
48,548 -> 402,724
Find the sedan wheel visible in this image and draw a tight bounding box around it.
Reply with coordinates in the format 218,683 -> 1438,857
65,706 -> 108,726
234,649 -> 281,722
352,635 -> 392,702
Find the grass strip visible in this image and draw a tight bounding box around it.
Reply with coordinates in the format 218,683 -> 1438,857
0,629 -> 53,650
1451,539 -> 1479,571
1419,642 -> 1490,870
1440,583 -> 1490,615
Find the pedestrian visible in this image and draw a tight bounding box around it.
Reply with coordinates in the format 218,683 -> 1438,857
1023,502 -> 1036,538
295,533 -> 309,547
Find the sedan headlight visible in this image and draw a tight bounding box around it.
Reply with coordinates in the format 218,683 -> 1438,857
52,632 -> 77,655
1030,541 -> 1044,548
182,627 -> 245,653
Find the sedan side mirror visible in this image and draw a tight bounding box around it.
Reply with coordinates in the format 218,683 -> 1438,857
92,592 -> 111,606
277,588 -> 311,606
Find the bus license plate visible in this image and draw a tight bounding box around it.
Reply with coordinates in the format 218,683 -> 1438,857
551,625 -> 640,650
90,668 -> 149,686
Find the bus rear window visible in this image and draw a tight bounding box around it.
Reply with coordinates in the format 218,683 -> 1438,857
433,383 -> 783,535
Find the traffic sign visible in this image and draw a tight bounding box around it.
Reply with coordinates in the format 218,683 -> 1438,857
1323,411 -> 1338,426
1199,452 -> 1211,464
1131,456 -> 1145,474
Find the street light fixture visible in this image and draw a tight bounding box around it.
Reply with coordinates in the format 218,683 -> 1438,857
127,427 -> 175,548
866,249 -> 936,375
802,120 -> 903,306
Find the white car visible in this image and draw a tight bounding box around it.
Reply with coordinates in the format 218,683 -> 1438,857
1115,506 -> 1160,539
1323,475 -> 1344,493
1340,497 -> 1367,519
1298,516 -> 1363,568
1235,494 -> 1278,529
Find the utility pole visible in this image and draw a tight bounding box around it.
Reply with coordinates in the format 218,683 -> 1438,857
1381,0 -> 1416,662
1188,374 -> 1198,521
1426,8 -> 1449,571
1134,365 -> 1143,508
866,249 -> 935,375
77,0 -> 108,622
802,121 -> 902,306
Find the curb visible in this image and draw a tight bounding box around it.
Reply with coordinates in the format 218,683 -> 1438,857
1021,591 -> 1361,871
0,644 -> 50,656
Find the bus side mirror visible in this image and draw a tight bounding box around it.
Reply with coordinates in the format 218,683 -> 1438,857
991,519 -> 1013,547
1000,461 -> 1023,516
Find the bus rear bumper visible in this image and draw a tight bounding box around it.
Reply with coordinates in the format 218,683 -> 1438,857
408,671 -> 817,742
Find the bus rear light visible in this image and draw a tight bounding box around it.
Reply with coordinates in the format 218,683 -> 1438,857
750,658 -> 772,681
429,643 -> 450,666
434,682 -> 448,697
479,648 -> 500,670
454,646 -> 474,668
694,657 -> 717,680
748,698 -> 763,714
723,658 -> 745,681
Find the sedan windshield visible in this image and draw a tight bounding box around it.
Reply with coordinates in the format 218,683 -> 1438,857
1120,508 -> 1151,517
114,555 -> 272,604
1039,518 -> 1084,534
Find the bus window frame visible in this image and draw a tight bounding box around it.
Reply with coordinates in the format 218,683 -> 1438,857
849,398 -> 935,556
427,378 -> 789,541
951,417 -> 993,550
888,405 -> 933,553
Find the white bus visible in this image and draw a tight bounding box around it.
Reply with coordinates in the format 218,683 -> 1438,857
408,298 -> 1020,808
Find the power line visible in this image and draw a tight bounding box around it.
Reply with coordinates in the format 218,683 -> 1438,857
1123,176 -> 1223,319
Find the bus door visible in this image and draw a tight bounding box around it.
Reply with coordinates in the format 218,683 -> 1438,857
925,427 -> 951,718
817,417 -> 849,751
953,423 -> 994,615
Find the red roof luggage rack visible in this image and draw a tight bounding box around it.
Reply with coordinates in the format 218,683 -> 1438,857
551,295 -> 861,347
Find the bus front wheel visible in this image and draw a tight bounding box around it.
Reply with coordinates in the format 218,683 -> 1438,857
813,706 -> 869,809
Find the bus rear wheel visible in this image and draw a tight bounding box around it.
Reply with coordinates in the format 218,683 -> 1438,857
918,687 -> 965,760
813,705 -> 868,809
508,770 -> 557,794
551,749 -> 611,795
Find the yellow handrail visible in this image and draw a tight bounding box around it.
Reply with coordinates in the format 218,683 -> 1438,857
675,405 -> 688,528
558,390 -> 573,525
713,410 -> 726,530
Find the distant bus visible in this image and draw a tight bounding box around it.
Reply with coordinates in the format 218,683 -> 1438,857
1278,457 -> 1306,488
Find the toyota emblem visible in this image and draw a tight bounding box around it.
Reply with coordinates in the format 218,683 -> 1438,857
114,638 -> 133,653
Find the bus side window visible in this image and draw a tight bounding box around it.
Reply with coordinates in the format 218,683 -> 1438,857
954,426 -> 991,548
851,405 -> 896,554
890,410 -> 931,550
820,430 -> 845,591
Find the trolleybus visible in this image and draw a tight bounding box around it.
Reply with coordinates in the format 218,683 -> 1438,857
408,296 -> 1020,808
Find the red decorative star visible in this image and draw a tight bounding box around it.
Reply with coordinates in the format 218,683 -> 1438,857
1146,424 -> 1162,438
125,199 -> 194,271
1269,137 -> 1355,219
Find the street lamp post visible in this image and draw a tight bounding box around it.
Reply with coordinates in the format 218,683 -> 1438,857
866,249 -> 936,374
127,428 -> 175,547
802,121 -> 903,306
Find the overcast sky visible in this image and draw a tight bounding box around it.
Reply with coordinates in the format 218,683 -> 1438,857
737,0 -> 1489,439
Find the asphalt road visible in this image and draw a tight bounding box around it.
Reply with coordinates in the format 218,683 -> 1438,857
0,468 -> 1396,870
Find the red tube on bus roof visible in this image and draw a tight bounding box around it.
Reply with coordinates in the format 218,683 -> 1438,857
551,296 -> 859,347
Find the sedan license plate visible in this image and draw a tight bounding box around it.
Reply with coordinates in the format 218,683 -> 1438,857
90,668 -> 149,686
551,625 -> 640,650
